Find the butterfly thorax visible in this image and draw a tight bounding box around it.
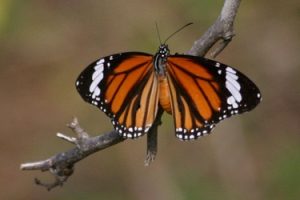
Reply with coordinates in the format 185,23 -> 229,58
154,44 -> 170,76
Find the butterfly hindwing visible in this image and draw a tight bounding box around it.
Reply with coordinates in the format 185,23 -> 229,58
166,55 -> 261,140
76,52 -> 160,138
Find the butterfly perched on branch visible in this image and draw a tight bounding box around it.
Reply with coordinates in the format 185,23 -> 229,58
76,24 -> 261,141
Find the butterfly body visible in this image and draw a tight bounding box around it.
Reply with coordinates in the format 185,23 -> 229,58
153,44 -> 173,113
158,76 -> 172,113
76,44 -> 261,140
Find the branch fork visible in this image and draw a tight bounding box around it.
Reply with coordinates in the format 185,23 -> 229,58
57,117 -> 90,151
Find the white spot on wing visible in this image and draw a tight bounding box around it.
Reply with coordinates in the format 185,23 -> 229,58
89,59 -> 106,99
226,71 -> 238,80
226,73 -> 241,91
92,67 -> 104,80
226,81 -> 242,102
92,87 -> 101,99
96,59 -> 104,65
89,74 -> 103,92
189,135 -> 195,139
225,66 -> 242,109
227,96 -> 238,109
226,67 -> 236,74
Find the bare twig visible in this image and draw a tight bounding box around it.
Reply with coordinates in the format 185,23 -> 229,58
20,0 -> 241,190
187,0 -> 241,57
20,117 -> 125,190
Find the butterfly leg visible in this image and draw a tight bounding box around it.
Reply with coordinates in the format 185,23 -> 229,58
144,108 -> 164,165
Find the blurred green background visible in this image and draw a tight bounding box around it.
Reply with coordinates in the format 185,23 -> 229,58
1,0 -> 300,199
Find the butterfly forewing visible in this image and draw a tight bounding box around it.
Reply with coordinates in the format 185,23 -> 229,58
166,55 -> 261,140
76,52 -> 160,138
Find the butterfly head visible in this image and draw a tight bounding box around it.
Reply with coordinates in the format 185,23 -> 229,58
158,44 -> 170,58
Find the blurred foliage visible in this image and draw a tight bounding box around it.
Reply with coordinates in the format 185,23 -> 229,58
0,0 -> 11,34
1,0 -> 300,200
266,145 -> 300,200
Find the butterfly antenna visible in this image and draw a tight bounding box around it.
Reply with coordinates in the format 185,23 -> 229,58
163,22 -> 193,44
155,22 -> 162,45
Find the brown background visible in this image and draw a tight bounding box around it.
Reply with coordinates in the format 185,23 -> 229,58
1,0 -> 299,199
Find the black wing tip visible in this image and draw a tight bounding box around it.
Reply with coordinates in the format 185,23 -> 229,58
241,82 -> 262,112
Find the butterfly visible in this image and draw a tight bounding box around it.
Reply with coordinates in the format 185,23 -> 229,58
76,39 -> 261,141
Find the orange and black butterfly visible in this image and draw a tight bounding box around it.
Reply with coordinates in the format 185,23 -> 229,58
76,34 -> 261,141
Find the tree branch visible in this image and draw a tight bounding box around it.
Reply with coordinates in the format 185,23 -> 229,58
20,0 -> 241,190
187,0 -> 241,57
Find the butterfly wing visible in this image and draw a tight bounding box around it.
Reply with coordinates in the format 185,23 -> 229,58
166,55 -> 261,140
76,52 -> 160,139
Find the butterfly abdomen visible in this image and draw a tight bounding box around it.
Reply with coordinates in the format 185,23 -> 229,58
158,76 -> 172,114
